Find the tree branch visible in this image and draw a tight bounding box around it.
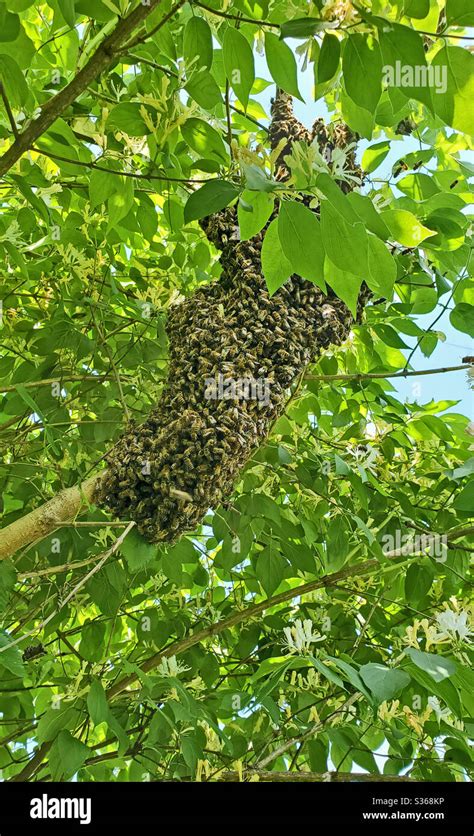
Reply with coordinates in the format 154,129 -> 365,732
0,374 -> 125,394
106,554 -> 405,699
0,474 -> 106,561
0,0 -> 185,177
216,769 -> 417,782
305,363 -> 473,382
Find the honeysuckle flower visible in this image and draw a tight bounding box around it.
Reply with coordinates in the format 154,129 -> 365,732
282,619 -> 325,654
403,618 -> 438,650
346,443 -> 379,475
403,704 -> 432,735
378,700 -> 400,722
433,609 -> 473,643
321,0 -> 358,24
427,696 -> 451,723
156,655 -> 190,677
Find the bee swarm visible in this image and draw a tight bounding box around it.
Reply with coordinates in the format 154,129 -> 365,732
95,92 -> 369,543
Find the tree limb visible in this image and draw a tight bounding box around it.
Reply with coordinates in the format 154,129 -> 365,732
306,363 -> 473,382
0,474 -> 106,561
0,0 -> 185,177
106,555 -> 399,698
216,769 -> 417,782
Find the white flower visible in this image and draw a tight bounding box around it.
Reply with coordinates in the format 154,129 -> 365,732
36,183 -> 62,206
156,655 -> 190,677
428,696 -> 451,723
346,443 -> 379,475
282,619 -> 325,655
434,609 -> 473,643
0,220 -> 25,249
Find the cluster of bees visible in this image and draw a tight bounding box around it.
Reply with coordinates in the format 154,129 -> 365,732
95,91 -> 368,544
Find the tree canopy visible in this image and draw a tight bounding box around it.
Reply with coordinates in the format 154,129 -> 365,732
0,0 -> 473,785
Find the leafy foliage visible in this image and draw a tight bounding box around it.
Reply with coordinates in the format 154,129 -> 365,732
0,0 -> 472,783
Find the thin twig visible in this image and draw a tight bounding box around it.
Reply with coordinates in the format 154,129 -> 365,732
0,374 -> 125,394
305,363 -> 472,382
0,521 -> 135,655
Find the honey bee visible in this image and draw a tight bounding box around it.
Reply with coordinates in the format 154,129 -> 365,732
95,91 -> 365,545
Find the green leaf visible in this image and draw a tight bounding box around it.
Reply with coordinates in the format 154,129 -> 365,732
325,515 -> 350,571
88,168 -> 117,209
323,259 -> 360,317
79,621 -> 106,662
406,663 -> 462,717
0,631 -> 24,677
404,564 -> 434,603
405,648 -> 457,682
120,527 -> 157,572
362,140 -> 391,174
181,118 -> 228,164
183,16 -> 213,72
238,190 -> 274,240
367,234 -> 397,299
0,561 -> 16,612
450,303 -> 474,337
342,34 -> 382,113
184,180 -> 239,224
223,27 -> 255,110
106,709 -> 129,755
453,478 -> 474,511
381,209 -> 436,246
278,201 -> 326,291
320,201 -> 369,276
403,0 -> 430,18
360,663 -> 411,703
10,174 -> 50,222
446,0 -> 474,26
264,32 -> 303,101
347,193 -> 391,239
242,163 -> 275,192
181,731 -> 204,772
255,547 -> 288,596
37,705 -> 78,744
379,24 -> 433,113
87,678 -> 109,725
315,172 -> 360,224
51,730 -> 89,780
87,563 -> 126,617
261,217 -> 292,295
432,47 -> 474,135
309,655 -> 346,688
340,84 -> 374,139
107,177 -> 134,229
58,0 -> 76,27
0,53 -> 28,106
0,4 -> 19,41
280,18 -> 332,39
106,103 -> 148,136
14,383 -> 60,455
0,18 -> 33,65
317,33 -> 340,84
185,69 -> 222,110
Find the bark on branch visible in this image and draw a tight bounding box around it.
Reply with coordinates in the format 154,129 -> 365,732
216,770 -> 417,782
0,474 -> 106,561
